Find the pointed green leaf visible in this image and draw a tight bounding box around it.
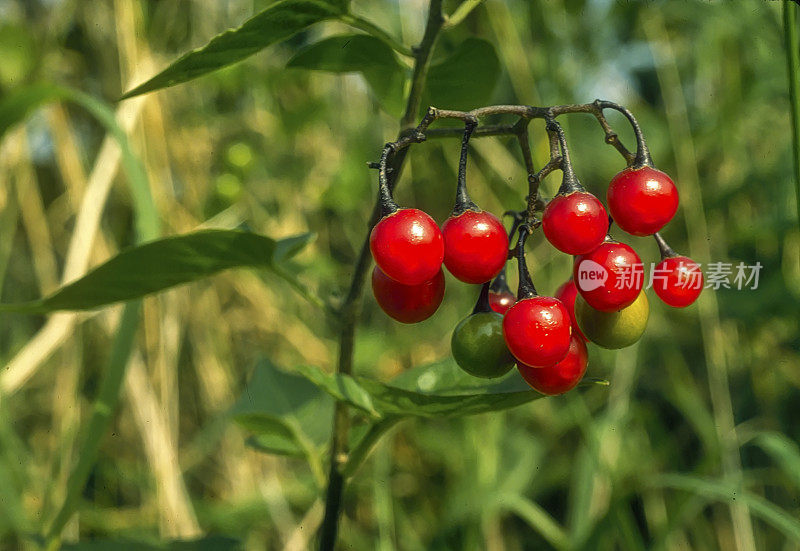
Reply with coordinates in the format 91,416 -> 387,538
294,360 -> 607,418
293,364 -> 380,417
423,38 -> 501,112
232,360 -> 333,457
121,1 -> 343,99
287,34 -> 407,116
239,417 -> 307,457
749,431 -> 800,489
651,474 -> 800,542
0,231 -> 314,313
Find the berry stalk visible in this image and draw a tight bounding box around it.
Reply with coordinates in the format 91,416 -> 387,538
452,119 -> 478,215
514,225 -> 537,300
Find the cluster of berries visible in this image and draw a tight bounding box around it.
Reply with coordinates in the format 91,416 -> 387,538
370,118 -> 703,396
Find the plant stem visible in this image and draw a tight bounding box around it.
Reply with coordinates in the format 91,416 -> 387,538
784,1 -> 800,241
443,0 -> 486,29
402,1 -> 444,128
317,2 -> 444,549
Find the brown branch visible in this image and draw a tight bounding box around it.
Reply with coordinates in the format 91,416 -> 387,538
372,101 -> 642,226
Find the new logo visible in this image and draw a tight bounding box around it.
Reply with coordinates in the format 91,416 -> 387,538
576,259 -> 608,291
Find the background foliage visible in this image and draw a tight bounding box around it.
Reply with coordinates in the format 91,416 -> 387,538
0,0 -> 799,549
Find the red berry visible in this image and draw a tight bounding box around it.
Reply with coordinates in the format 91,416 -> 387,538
653,255 -> 703,307
554,278 -> 587,341
489,290 -> 515,314
517,335 -> 587,395
542,191 -> 609,254
370,208 -> 444,285
441,210 -> 509,284
607,166 -> 679,236
573,241 -> 643,312
502,296 -> 572,367
371,266 -> 444,323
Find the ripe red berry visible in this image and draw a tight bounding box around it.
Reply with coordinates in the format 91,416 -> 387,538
488,269 -> 514,314
441,210 -> 509,284
517,335 -> 587,395
502,296 -> 572,367
607,166 -> 679,236
554,278 -> 586,341
573,241 -> 643,312
542,191 -> 609,254
489,290 -> 515,314
371,266 -> 444,323
370,208 -> 444,285
653,255 -> 703,307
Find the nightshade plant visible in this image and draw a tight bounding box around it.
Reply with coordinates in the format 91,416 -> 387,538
0,0 -> 718,550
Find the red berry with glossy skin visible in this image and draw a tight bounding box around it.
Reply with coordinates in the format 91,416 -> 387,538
371,266 -> 444,323
370,208 -> 444,285
489,290 -> 515,314
441,210 -> 509,284
554,279 -> 586,341
607,166 -> 679,236
518,335 -> 587,395
542,191 -> 609,254
574,241 -> 643,312
502,296 -> 572,367
653,256 -> 704,307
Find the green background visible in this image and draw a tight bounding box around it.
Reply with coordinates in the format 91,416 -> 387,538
0,0 -> 798,549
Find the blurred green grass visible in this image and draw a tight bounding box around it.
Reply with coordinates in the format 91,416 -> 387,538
0,0 -> 798,549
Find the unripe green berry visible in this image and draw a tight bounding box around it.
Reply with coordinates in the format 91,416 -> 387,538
451,312 -> 515,378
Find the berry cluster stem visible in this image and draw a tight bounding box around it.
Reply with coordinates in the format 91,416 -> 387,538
515,225 -> 537,299
546,119 -> 583,194
594,99 -> 653,168
372,102 -> 647,230
653,231 -> 678,259
452,119 -> 479,215
472,282 -> 493,314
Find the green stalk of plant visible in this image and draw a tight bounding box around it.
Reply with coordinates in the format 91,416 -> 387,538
444,0 -> 485,29
317,2 -> 444,548
43,301 -> 141,550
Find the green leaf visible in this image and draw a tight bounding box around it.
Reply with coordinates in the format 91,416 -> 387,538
498,494 -> 570,550
231,360 -> 333,457
749,431 -> 800,489
423,38 -> 501,112
240,418 -> 307,456
121,1 -> 343,99
319,0 -> 350,11
61,536 -> 241,550
390,358 -> 527,395
293,364 -> 381,417
287,34 -> 407,116
0,230 -> 314,313
294,360 -> 607,418
651,473 -> 800,542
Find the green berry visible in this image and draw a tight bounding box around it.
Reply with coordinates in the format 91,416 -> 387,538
451,312 -> 515,378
